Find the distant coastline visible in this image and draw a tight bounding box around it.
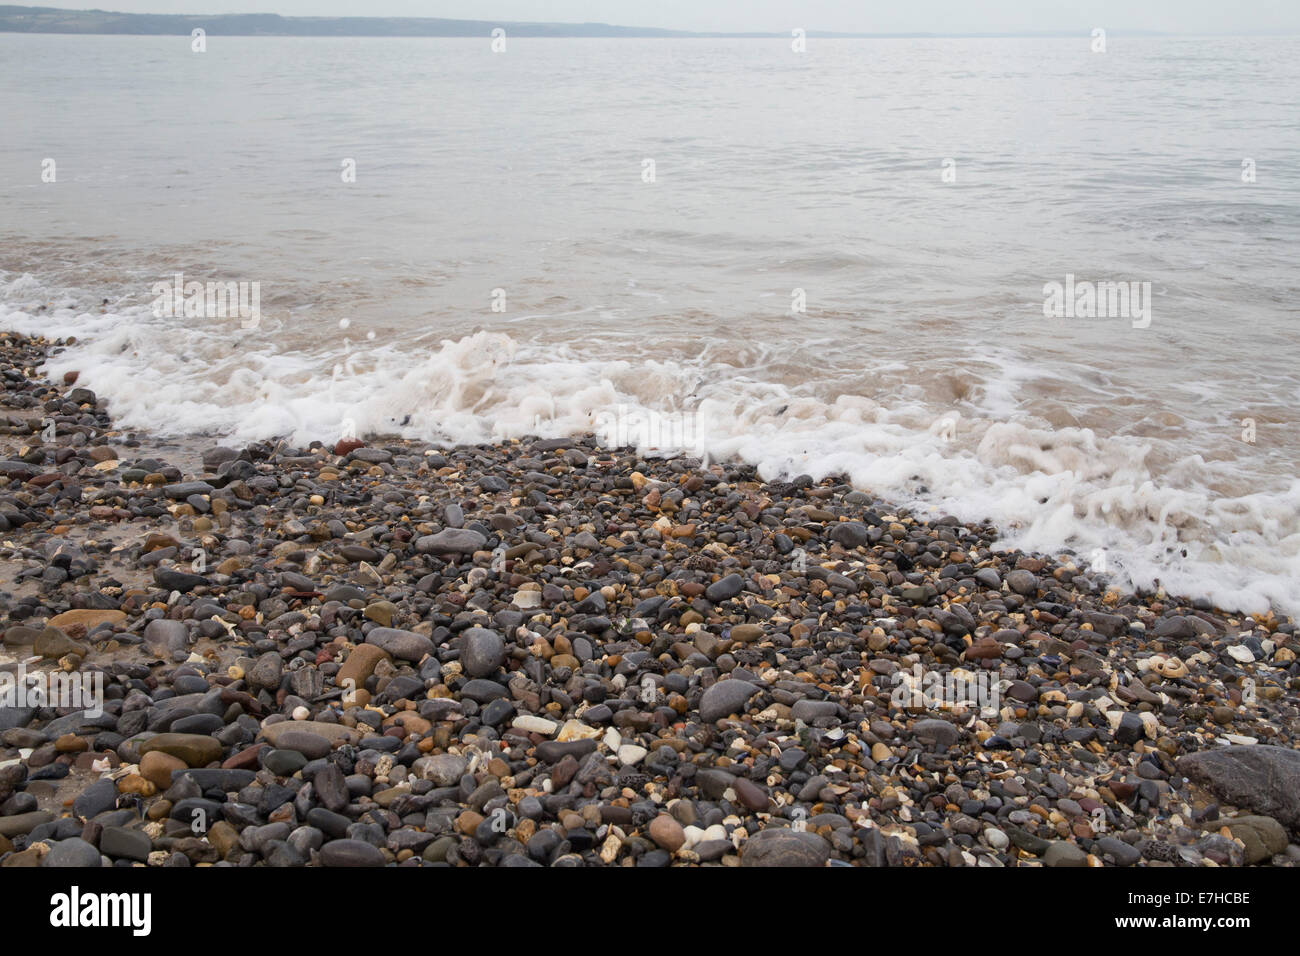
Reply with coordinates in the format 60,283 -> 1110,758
0,4 -> 1170,39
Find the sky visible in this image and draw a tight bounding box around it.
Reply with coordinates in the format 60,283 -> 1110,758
30,1 -> 1300,35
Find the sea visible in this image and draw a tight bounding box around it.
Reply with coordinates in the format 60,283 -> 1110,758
1,33 -> 1298,614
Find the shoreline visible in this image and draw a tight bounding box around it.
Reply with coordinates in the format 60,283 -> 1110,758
1,330 -> 1298,867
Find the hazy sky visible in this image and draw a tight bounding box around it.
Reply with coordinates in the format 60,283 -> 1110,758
35,1 -> 1300,35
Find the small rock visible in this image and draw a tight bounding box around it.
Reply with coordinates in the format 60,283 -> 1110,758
741,829 -> 829,867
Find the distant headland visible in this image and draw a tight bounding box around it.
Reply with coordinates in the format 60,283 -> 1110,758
0,5 -> 1167,38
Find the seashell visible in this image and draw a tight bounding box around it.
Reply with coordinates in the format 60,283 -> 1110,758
1151,655 -> 1189,678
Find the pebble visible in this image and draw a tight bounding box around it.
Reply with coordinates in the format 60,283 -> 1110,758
1043,842 -> 1090,867
363,627 -> 433,662
741,829 -> 830,867
44,838 -> 103,868
648,814 -> 685,852
319,839 -> 386,867
1005,569 -> 1039,596
0,333 -> 1296,871
139,733 -> 223,767
699,679 -> 760,723
100,826 -> 152,862
415,529 -> 487,554
460,627 -> 506,678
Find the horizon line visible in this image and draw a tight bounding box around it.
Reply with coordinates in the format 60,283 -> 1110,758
2,5 -> 1294,38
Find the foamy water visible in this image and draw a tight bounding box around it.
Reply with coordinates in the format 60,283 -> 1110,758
1,34 -> 1298,615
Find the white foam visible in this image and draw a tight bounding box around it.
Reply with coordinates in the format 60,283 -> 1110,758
3,274 -> 1297,619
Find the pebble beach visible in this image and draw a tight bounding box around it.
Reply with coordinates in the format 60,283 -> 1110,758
2,330 -> 1298,869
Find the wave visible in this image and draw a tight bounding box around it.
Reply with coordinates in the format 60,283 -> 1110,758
3,272 -> 1298,618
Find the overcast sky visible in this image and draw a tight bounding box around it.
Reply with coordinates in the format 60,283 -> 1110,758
36,1 -> 1300,34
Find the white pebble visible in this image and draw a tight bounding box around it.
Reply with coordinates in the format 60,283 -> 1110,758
557,719 -> 600,742
617,744 -> 647,766
511,715 -> 558,736
512,590 -> 541,609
